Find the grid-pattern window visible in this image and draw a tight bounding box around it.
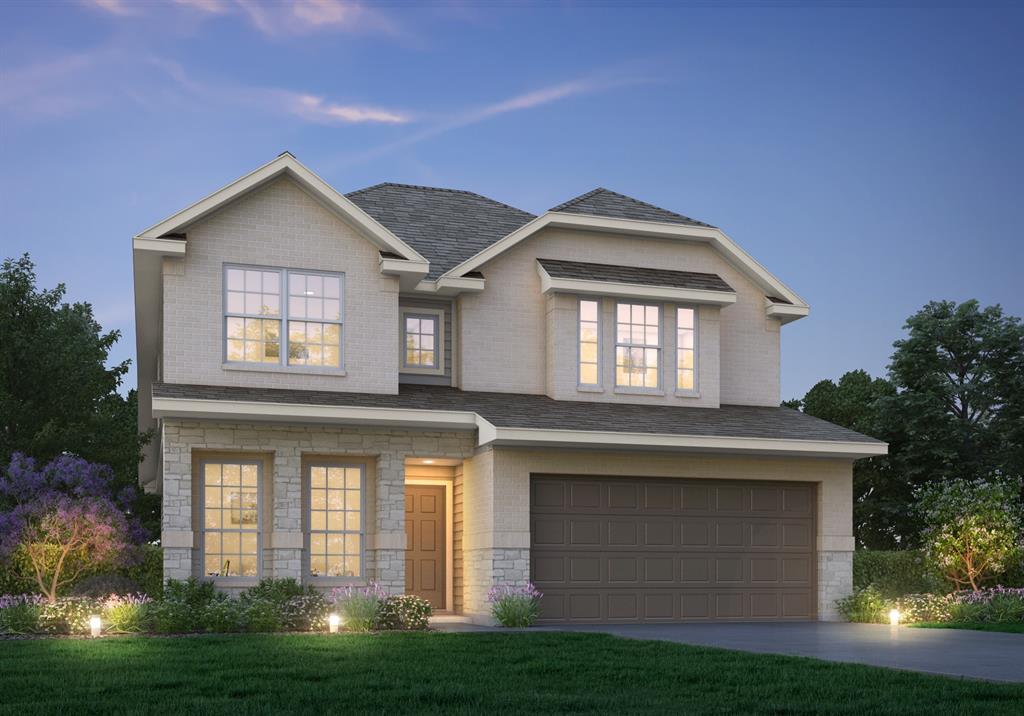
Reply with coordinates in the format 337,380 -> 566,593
203,461 -> 260,578
615,303 -> 661,389
677,307 -> 697,392
224,266 -> 343,368
308,465 -> 363,578
578,299 -> 600,386
403,314 -> 438,368
225,268 -> 281,364
287,272 -> 342,367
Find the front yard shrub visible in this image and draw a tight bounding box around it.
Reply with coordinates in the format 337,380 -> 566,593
893,593 -> 952,623
199,600 -> 245,633
488,583 -> 542,627
162,577 -> 219,611
948,587 -> 1024,623
239,578 -> 313,606
835,585 -> 888,623
148,598 -> 203,633
122,544 -> 164,597
102,594 -> 152,633
376,594 -> 432,630
280,594 -> 329,632
0,594 -> 45,634
241,599 -> 283,633
853,550 -> 947,597
38,596 -> 100,634
332,583 -> 387,632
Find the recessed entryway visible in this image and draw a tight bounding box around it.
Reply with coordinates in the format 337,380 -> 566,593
405,460 -> 456,611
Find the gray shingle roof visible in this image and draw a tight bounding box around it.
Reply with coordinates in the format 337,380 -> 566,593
537,258 -> 733,294
153,383 -> 881,444
347,183 -> 535,280
550,188 -> 714,228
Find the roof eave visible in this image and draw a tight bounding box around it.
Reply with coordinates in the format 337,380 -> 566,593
537,262 -> 737,306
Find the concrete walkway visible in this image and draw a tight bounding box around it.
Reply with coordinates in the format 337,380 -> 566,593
526,622 -> 1024,683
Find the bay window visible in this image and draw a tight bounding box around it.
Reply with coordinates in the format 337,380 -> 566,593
676,307 -> 697,392
615,303 -> 661,389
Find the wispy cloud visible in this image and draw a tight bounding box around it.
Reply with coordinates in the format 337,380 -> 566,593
84,0 -> 396,37
286,94 -> 410,124
337,71 -> 655,166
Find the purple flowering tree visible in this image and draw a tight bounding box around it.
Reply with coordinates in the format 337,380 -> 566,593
0,453 -> 143,602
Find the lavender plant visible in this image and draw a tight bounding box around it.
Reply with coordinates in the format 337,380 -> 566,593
331,583 -> 388,632
488,583 -> 542,627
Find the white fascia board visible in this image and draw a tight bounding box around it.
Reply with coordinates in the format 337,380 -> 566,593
765,299 -> 810,324
443,212 -> 809,315
537,264 -> 737,306
482,426 -> 889,459
152,396 -> 480,431
133,153 -> 426,263
133,237 -> 187,255
379,257 -> 430,291
414,276 -> 486,296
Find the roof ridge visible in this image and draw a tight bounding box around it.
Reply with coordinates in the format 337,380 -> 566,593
346,182 -> 535,218
549,186 -> 712,227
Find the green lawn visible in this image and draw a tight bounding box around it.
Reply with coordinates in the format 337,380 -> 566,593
1,632 -> 1021,715
911,622 -> 1024,634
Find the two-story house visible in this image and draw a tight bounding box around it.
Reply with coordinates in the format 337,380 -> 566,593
133,152 -> 886,624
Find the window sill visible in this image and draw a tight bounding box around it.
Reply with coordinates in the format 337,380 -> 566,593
306,577 -> 367,588
576,385 -> 604,393
200,576 -> 260,586
613,387 -> 665,396
675,391 -> 702,399
400,367 -> 445,377
222,362 -> 347,377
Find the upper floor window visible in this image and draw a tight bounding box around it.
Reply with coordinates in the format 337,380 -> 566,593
676,307 -> 697,392
224,266 -> 343,369
400,308 -> 444,374
308,463 -> 364,579
202,459 -> 260,578
615,303 -> 660,389
578,299 -> 600,387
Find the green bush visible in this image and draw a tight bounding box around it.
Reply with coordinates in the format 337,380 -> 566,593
242,599 -> 282,633
332,584 -> 386,632
239,578 -> 313,607
102,595 -> 152,633
0,595 -> 45,634
39,597 -> 101,634
488,584 -> 542,628
279,594 -> 329,632
123,545 -> 164,597
149,579 -> 222,633
199,600 -> 245,633
146,600 -> 195,633
376,595 -> 432,631
853,550 -> 947,597
835,585 -> 889,623
163,577 -> 219,611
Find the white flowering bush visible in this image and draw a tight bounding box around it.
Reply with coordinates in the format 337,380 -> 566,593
376,594 -> 431,630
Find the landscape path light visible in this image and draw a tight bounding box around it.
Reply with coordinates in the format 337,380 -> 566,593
328,613 -> 341,634
89,615 -> 102,638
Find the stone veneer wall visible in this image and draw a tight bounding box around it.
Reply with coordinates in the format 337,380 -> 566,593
161,419 -> 475,593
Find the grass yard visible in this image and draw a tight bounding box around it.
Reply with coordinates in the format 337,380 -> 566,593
1,632 -> 1021,715
911,622 -> 1024,634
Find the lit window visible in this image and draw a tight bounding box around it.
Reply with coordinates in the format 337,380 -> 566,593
308,465 -> 363,578
578,299 -> 600,386
225,268 -> 281,364
400,309 -> 444,373
677,307 -> 697,392
202,460 -> 260,578
224,266 -> 343,368
615,303 -> 660,389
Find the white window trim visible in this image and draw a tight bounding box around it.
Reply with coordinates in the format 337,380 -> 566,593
614,300 -> 663,392
399,307 -> 445,376
577,297 -> 602,391
199,458 -> 262,584
675,305 -> 700,397
305,461 -> 366,585
222,264 -> 345,373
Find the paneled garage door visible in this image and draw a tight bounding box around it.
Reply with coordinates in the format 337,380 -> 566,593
530,475 -> 816,623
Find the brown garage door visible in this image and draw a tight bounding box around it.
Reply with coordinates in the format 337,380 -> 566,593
530,475 -> 816,623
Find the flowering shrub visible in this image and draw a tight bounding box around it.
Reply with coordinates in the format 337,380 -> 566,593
102,594 -> 152,633
199,600 -> 244,633
331,583 -> 388,632
0,594 -> 46,634
280,594 -> 329,632
835,585 -> 889,623
893,593 -> 953,623
837,586 -> 1024,625
376,594 -> 432,631
39,596 -> 101,634
917,479 -> 1023,591
947,587 -> 1024,623
488,583 -> 542,627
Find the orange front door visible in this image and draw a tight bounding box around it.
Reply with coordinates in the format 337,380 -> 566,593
405,485 -> 446,609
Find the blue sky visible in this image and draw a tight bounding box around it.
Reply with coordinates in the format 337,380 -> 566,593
2,1 -> 1022,401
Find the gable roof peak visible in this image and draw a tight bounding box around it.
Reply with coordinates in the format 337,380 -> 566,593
550,186 -> 715,229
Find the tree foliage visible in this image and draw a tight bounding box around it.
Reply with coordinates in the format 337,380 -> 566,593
0,254 -> 154,533
787,300 -> 1024,548
917,478 -> 1023,591
0,454 -> 143,602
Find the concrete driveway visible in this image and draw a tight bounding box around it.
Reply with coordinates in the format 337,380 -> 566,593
532,622 -> 1023,683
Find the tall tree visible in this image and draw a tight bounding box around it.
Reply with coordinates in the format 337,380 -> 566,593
0,255 -> 152,527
